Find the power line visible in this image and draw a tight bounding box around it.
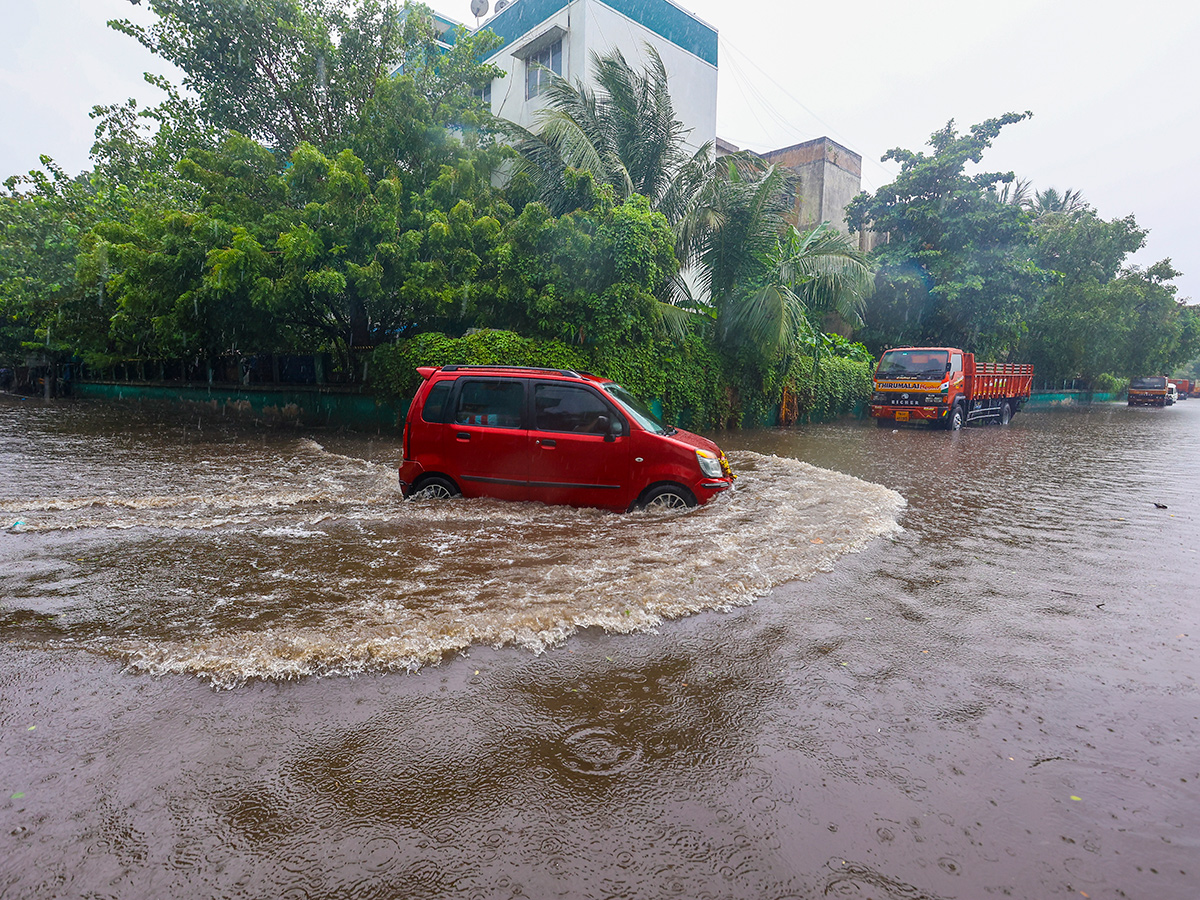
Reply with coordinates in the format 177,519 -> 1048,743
718,36 -> 896,190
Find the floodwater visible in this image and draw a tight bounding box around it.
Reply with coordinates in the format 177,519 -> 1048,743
1,396 -> 1197,899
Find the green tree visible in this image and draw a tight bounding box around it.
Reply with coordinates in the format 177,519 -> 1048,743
110,0 -> 502,156
0,172 -> 88,364
1115,261 -> 1200,376
847,112 -> 1046,358
75,131 -> 514,366
1018,210 -> 1146,382
483,175 -> 678,349
1030,187 -> 1087,218
510,45 -> 710,226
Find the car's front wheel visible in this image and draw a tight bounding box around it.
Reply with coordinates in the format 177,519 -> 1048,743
637,483 -> 697,511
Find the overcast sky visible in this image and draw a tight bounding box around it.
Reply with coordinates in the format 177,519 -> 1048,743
3,0 -> 1198,302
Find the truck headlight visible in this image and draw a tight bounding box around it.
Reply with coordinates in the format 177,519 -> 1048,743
696,449 -> 723,478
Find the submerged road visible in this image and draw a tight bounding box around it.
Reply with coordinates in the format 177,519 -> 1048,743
1,396 -> 1197,899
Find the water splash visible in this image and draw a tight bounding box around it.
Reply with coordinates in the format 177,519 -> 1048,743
2,441 -> 903,687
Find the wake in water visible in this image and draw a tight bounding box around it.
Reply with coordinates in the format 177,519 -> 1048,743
1,441 -> 904,686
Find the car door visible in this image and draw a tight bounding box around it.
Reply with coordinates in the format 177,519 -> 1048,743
527,381 -> 630,508
443,378 -> 530,502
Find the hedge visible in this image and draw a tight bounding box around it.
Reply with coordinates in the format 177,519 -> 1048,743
371,331 -> 874,429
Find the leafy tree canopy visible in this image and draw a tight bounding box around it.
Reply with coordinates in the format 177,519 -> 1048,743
109,0 -> 503,154
847,112 -> 1046,358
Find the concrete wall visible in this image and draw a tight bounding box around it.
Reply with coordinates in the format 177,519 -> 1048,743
1025,391 -> 1121,407
760,138 -> 863,235
72,382 -> 402,432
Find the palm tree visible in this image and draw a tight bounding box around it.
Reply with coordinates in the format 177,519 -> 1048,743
509,45 -> 875,361
724,223 -> 874,362
1030,187 -> 1088,217
509,45 -> 710,224
996,176 -> 1032,207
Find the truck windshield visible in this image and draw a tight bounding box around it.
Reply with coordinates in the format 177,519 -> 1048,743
604,383 -> 671,435
1130,376 -> 1167,389
876,350 -> 949,378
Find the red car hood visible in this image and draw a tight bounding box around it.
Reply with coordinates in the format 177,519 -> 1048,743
661,427 -> 725,457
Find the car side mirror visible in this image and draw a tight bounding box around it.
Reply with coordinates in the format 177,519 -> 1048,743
605,418 -> 623,442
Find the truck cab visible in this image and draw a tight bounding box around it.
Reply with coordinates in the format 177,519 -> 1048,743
1128,376 -> 1169,407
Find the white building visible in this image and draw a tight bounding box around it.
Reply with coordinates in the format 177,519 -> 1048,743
464,0 -> 718,154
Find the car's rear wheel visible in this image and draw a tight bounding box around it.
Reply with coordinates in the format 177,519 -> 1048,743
637,483 -> 697,511
409,475 -> 460,500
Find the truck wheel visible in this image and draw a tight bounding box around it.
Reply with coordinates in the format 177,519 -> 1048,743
876,417 -> 893,428
999,401 -> 1012,425
946,403 -> 965,431
409,475 -> 460,500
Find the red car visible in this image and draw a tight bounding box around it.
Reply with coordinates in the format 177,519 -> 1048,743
397,365 -> 734,511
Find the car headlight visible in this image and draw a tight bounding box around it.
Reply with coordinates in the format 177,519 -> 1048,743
696,449 -> 724,478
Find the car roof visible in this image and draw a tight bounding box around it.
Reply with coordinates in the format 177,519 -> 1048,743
418,365 -> 612,386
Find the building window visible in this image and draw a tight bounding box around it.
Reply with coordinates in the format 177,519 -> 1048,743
525,39 -> 562,99
475,81 -> 492,106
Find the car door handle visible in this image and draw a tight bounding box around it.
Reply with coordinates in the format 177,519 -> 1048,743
456,432 -> 470,440
537,439 -> 556,448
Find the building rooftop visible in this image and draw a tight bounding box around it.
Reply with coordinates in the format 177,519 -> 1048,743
476,0 -> 718,67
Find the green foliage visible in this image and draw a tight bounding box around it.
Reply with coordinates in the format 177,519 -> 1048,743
818,332 -> 874,363
370,330 -> 589,401
509,45 -> 709,225
848,113 -> 1047,358
786,355 -> 875,423
849,112 -> 1194,386
1016,211 -> 1148,382
371,329 -> 735,429
483,189 -> 677,348
1090,372 -> 1127,394
108,1 -> 501,157
392,5 -> 505,135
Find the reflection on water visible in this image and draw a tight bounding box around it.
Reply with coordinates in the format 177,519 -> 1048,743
0,402 -> 902,684
2,396 -> 1199,900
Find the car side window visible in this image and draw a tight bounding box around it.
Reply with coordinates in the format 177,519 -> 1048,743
534,383 -> 613,434
421,380 -> 453,423
949,354 -> 963,374
454,379 -> 525,428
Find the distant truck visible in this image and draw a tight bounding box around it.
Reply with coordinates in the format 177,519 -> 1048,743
1173,378 -> 1192,399
1127,376 -> 1169,407
869,347 -> 1033,431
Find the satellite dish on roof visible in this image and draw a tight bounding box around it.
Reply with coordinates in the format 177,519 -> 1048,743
470,0 -> 489,17
494,0 -> 509,12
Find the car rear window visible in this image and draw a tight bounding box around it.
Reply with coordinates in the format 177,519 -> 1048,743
454,380 -> 525,428
421,380 -> 453,423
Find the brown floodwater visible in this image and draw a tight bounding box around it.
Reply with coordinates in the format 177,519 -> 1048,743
1,394 -> 1197,899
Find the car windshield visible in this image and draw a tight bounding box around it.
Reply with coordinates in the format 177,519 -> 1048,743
1130,376 -> 1167,389
604,383 -> 670,435
876,350 -> 949,378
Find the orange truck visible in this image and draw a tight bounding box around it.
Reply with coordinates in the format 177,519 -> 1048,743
869,347 -> 1033,431
1128,376 -> 1169,406
1174,378 -> 1192,399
